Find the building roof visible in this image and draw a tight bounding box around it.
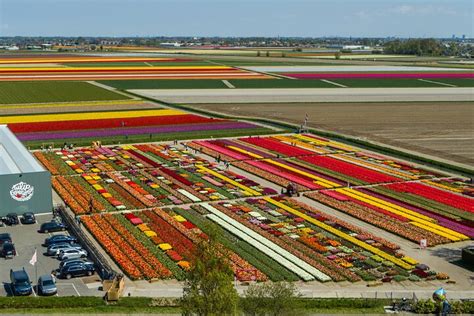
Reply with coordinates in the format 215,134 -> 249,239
0,125 -> 45,175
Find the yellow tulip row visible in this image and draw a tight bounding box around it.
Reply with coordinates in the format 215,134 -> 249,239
423,180 -> 463,193
263,197 -> 414,270
0,108 -> 185,124
196,165 -> 261,196
2,65 -> 233,72
0,99 -> 139,110
294,134 -> 356,152
271,135 -> 330,154
336,188 -> 468,241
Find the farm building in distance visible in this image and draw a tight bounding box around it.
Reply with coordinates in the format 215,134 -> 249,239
0,125 -> 52,216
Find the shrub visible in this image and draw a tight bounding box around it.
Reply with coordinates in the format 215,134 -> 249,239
413,299 -> 436,314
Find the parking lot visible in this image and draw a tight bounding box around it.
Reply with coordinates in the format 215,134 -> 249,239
0,214 -> 103,297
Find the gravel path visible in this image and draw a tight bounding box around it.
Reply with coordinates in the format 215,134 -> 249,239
130,87 -> 474,103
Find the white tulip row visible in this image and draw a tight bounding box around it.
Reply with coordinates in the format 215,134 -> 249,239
202,203 -> 331,282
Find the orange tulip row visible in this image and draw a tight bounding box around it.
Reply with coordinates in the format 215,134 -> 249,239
82,216 -> 142,279
103,214 -> 172,278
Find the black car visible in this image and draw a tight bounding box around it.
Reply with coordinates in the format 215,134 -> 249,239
10,268 -> 33,296
0,233 -> 12,246
1,242 -> 16,259
59,258 -> 94,270
39,221 -> 67,233
58,262 -> 95,279
5,213 -> 19,226
44,234 -> 77,247
21,212 -> 36,225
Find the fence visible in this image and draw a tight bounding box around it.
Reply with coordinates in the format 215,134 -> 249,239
55,204 -> 117,280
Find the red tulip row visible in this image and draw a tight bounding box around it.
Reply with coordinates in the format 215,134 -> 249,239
386,183 -> 474,213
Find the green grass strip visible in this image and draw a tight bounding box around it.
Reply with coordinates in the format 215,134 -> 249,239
0,81 -> 130,104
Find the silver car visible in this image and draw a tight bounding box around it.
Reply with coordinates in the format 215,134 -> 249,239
47,243 -> 82,256
58,248 -> 88,261
38,274 -> 57,296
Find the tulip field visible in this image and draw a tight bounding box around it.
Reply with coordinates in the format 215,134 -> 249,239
3,53 -> 472,286
2,107 -> 271,146
34,133 -> 473,284
188,135 -> 473,246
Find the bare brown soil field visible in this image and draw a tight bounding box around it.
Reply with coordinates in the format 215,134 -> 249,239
0,101 -> 158,115
191,102 -> 474,166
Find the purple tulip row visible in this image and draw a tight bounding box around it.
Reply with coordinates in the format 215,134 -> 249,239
17,121 -> 258,141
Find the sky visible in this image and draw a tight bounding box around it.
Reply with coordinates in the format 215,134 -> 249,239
0,0 -> 472,38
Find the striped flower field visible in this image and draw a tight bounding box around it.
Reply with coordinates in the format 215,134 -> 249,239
189,134 -> 473,247
35,140 -> 449,283
0,65 -> 271,81
2,108 -> 269,144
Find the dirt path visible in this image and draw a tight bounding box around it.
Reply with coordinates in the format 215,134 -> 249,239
191,102 -> 474,166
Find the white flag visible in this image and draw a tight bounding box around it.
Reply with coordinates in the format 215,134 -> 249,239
29,249 -> 37,266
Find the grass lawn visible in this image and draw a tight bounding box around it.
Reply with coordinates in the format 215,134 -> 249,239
99,79 -> 338,90
23,127 -> 275,149
0,296 -> 391,314
429,78 -> 474,87
98,79 -> 228,89
99,77 -> 469,90
0,81 -> 130,104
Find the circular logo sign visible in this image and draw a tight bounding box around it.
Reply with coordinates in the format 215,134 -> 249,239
10,182 -> 34,202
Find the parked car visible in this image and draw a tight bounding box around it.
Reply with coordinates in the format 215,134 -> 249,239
39,221 -> 67,233
44,234 -> 77,247
47,243 -> 82,256
10,268 -> 33,296
58,262 -> 94,279
1,242 -> 16,259
0,217 -> 5,227
58,248 -> 88,261
5,213 -> 19,226
37,274 -> 57,296
59,258 -> 94,270
21,212 -> 36,225
0,233 -> 12,245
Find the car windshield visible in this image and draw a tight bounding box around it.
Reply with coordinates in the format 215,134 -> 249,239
42,280 -> 54,286
3,244 -> 13,250
15,275 -> 29,284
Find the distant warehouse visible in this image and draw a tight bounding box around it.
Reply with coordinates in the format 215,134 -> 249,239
0,125 -> 52,216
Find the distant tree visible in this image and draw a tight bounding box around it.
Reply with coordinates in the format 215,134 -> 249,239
334,52 -> 341,59
266,51 -> 270,57
241,282 -> 302,316
257,51 -> 261,57
181,226 -> 238,316
384,38 -> 443,56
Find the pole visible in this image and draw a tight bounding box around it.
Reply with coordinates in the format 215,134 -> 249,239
35,247 -> 38,283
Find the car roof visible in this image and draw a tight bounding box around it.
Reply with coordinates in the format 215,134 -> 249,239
3,243 -> 14,248
39,274 -> 54,282
12,269 -> 29,279
49,234 -> 67,239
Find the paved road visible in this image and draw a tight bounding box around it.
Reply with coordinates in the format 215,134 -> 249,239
130,87 -> 474,103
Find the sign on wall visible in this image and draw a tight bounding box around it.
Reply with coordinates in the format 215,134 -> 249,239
10,181 -> 35,202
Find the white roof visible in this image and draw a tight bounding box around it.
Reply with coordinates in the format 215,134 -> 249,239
0,125 -> 45,175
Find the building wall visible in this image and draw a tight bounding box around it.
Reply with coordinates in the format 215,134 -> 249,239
0,171 -> 52,216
